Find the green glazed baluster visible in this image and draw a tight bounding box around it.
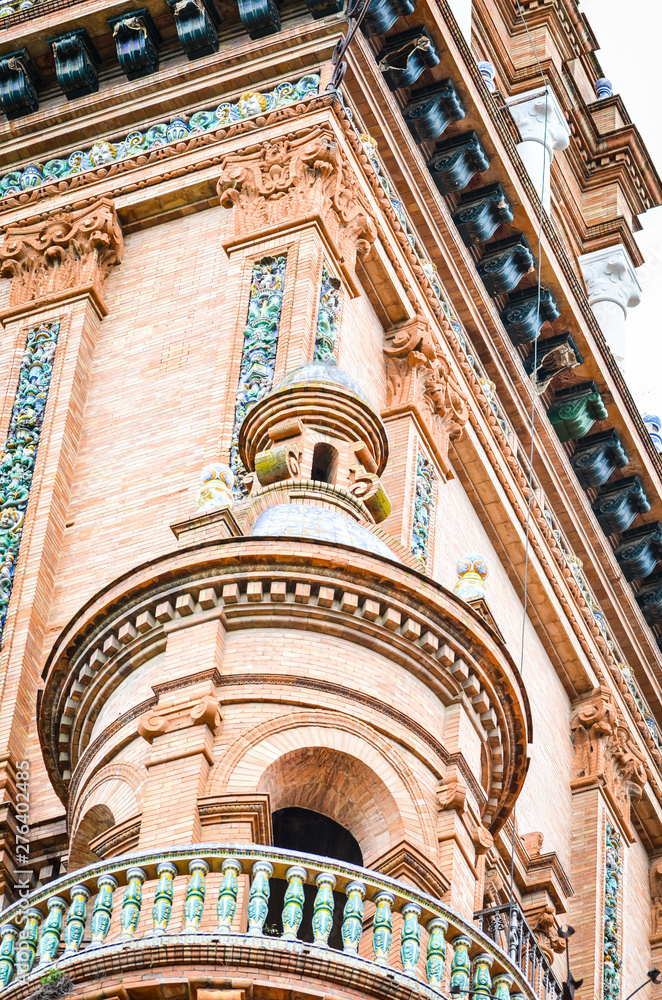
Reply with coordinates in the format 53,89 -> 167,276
426,916 -> 448,986
472,952 -> 493,998
90,875 -> 118,947
62,884 -> 90,956
37,896 -> 66,966
120,867 -> 146,941
282,866 -> 306,940
342,880 -> 365,954
0,924 -> 18,988
183,859 -> 209,934
449,934 -> 472,998
511,992 -> 527,1000
372,890 -> 395,965
247,860 -> 273,935
152,861 -> 178,936
493,972 -> 514,1000
400,902 -> 421,972
15,908 -> 42,975
312,872 -> 336,947
216,858 -> 242,933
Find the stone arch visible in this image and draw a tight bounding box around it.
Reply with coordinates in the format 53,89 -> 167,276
70,761 -> 147,843
209,710 -> 436,863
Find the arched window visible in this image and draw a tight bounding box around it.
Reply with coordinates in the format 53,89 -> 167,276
311,443 -> 338,484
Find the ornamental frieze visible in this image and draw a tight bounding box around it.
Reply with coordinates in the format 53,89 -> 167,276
0,197 -> 123,307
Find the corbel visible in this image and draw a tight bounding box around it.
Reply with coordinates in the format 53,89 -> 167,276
569,429 -> 629,489
376,27 -> 440,91
614,522 -> 662,582
303,0 -> 343,18
0,49 -> 40,120
427,132 -> 490,195
166,0 -> 220,59
237,0 -> 280,38
451,183 -> 514,247
547,381 -> 608,443
401,79 -> 465,144
523,332 -> 583,394
362,0 -> 415,35
476,234 -> 536,297
636,574 -> 662,627
500,286 -> 560,345
591,476 -> 650,536
48,29 -> 99,99
107,9 -> 162,80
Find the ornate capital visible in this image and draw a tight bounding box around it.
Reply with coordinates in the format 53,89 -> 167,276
217,127 -> 376,278
506,88 -> 570,155
383,314 -> 469,478
578,245 -> 641,315
0,197 -> 123,308
571,686 -> 647,827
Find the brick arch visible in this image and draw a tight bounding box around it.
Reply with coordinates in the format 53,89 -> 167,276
70,761 -> 147,842
209,711 -> 436,863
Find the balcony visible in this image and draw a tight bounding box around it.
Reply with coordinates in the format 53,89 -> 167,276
0,845 -> 537,999
474,902 -> 562,1000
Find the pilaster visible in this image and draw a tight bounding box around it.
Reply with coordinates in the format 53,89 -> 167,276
505,88 -> 570,213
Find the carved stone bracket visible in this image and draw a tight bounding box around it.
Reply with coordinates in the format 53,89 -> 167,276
217,126 -> 377,282
383,314 -> 469,478
571,686 -> 647,831
0,197 -> 124,311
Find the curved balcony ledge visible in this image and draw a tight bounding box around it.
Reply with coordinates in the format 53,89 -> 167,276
39,537 -> 532,836
0,844 -> 537,1000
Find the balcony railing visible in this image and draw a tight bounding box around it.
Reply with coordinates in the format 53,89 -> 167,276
0,844 -> 536,998
474,903 -> 562,1000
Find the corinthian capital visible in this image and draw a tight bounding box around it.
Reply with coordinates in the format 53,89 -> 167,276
217,126 -> 377,279
0,197 -> 124,309
578,245 -> 642,316
506,88 -> 570,155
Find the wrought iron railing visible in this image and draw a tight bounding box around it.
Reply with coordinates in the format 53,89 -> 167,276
0,844 -> 536,998
474,902 -> 562,1000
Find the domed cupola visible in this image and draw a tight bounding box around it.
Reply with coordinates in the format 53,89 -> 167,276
238,359 -> 392,524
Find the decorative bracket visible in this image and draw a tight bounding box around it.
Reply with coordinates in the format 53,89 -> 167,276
304,0 -> 343,18
523,333 -> 583,394
451,183 -> 513,246
476,234 -> 536,297
570,430 -> 629,490
592,477 -> 650,536
0,49 -> 40,120
402,79 -> 465,144
166,0 -> 220,59
377,27 -> 440,90
427,132 -> 490,195
615,522 -> 662,581
636,575 -> 662,627
49,29 -> 100,100
547,381 -> 608,443
500,286 -> 560,345
237,0 -> 280,38
362,0 -> 414,35
107,9 -> 161,80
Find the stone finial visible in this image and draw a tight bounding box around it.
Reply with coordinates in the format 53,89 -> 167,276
453,554 -> 489,602
578,245 -> 641,373
644,415 -> 662,453
196,463 -> 234,514
477,61 -> 496,93
595,78 -> 613,100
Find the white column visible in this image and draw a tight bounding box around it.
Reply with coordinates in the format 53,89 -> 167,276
446,0 -> 472,42
578,245 -> 641,376
506,88 -> 570,213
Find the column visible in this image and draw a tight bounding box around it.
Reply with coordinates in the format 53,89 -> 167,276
506,88 -> 570,213
578,245 -> 641,375
0,199 -> 123,904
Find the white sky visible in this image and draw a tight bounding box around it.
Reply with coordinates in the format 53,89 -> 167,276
577,1 -> 662,414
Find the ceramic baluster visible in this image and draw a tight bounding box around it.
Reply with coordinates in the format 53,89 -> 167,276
37,896 -> 66,966
472,951 -> 493,999
15,908 -> 42,975
282,866 -> 306,940
372,890 -> 395,965
342,880 -> 365,954
0,925 -> 18,987
312,872 -> 336,947
449,934 -> 472,998
426,917 -> 448,986
62,884 -> 90,956
493,972 -> 514,1000
183,859 -> 209,934
247,860 -> 273,935
152,862 -> 177,936
400,902 -> 421,972
120,867 -> 146,940
216,858 -> 242,933
90,875 -> 118,947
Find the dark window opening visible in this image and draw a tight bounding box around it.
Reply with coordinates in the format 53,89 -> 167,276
266,807 -> 363,947
311,443 -> 338,484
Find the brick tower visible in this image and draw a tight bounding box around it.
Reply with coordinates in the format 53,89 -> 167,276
0,2 -> 662,1000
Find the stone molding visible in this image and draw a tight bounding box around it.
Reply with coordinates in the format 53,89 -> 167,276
578,244 -> 642,316
217,125 -> 377,279
0,197 -> 123,310
197,793 -> 273,845
571,686 -> 647,834
506,88 -> 570,155
383,313 -> 470,479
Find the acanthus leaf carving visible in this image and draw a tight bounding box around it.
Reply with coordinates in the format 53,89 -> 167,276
0,197 -> 124,308
384,313 -> 469,478
217,127 -> 376,278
